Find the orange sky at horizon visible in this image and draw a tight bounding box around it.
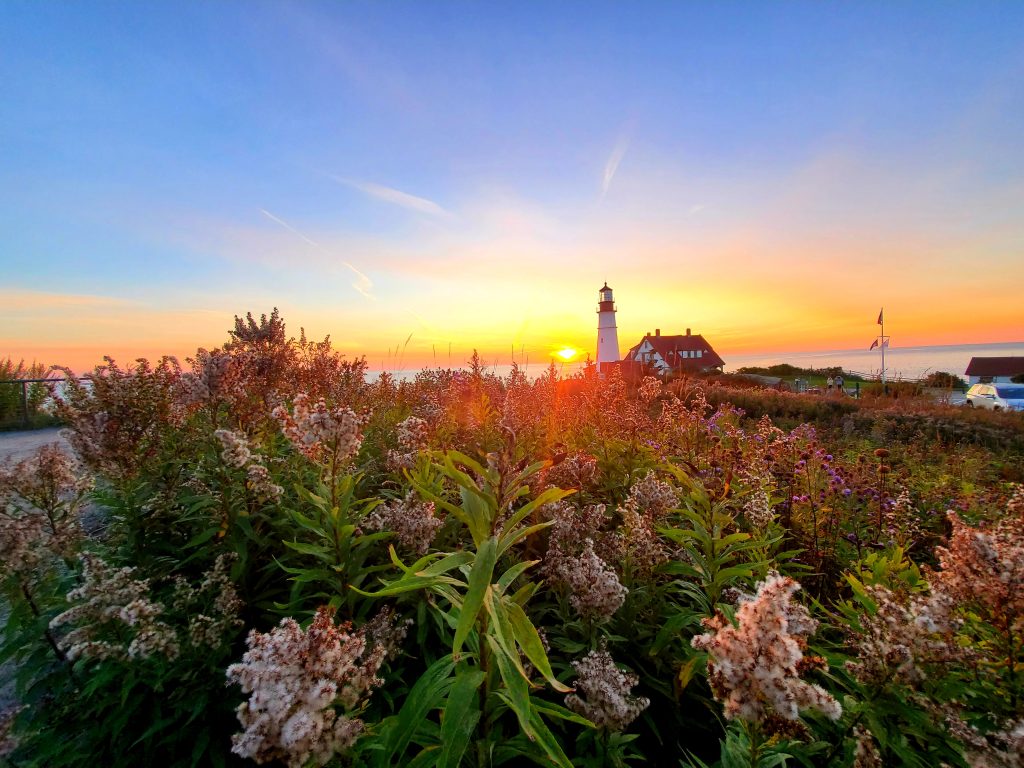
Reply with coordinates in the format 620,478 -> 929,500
4,278 -> 1022,376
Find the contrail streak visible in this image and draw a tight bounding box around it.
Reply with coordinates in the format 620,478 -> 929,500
260,208 -> 374,299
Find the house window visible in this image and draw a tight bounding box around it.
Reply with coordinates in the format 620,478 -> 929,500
697,350 -> 703,358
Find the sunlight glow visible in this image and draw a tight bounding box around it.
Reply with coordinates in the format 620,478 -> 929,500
556,347 -> 577,361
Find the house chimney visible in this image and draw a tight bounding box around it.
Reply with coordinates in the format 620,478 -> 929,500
686,328 -> 691,336
655,328 -> 660,336
646,330 -> 651,337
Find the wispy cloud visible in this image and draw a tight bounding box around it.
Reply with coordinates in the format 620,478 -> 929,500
0,289 -> 136,312
602,136 -> 630,196
330,176 -> 451,218
259,209 -> 375,298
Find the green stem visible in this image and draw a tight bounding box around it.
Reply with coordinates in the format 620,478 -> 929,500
20,580 -> 78,685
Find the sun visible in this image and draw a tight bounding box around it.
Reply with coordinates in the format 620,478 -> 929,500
556,347 -> 577,361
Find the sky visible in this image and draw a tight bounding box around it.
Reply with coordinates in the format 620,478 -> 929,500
2,2 -> 1023,373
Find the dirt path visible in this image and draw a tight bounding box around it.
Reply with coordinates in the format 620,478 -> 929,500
0,428 -> 67,464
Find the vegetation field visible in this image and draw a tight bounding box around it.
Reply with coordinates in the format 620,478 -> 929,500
2,310 -> 1024,767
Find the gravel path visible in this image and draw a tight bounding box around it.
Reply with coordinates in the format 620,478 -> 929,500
0,428 -> 67,464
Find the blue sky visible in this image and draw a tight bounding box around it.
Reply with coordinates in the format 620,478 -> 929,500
2,2 -> 1023,370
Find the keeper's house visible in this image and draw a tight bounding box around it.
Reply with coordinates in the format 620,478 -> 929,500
625,328 -> 725,376
965,357 -> 1024,385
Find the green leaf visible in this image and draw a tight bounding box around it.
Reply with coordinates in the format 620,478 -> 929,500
483,588 -> 531,685
445,450 -> 488,480
651,611 -> 701,654
525,706 -> 577,768
184,527 -> 220,548
498,486 -> 573,538
505,600 -> 570,692
437,669 -> 485,768
489,636 -> 531,724
418,551 -> 474,578
495,560 -> 538,594
531,699 -> 594,728
497,521 -> 553,556
283,540 -> 332,560
350,574 -> 461,598
453,536 -> 498,656
381,655 -> 457,764
460,487 -> 493,547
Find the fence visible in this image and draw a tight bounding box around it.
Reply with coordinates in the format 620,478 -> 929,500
0,377 -> 82,430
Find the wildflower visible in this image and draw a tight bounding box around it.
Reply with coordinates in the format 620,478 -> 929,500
565,646 -> 649,731
625,471 -> 678,520
226,607 -> 403,767
0,444 -> 92,514
616,504 -> 668,575
0,445 -> 90,565
851,726 -> 883,768
386,415 -> 429,470
638,376 -> 662,404
50,554 -> 179,662
176,348 -> 232,407
542,452 -> 598,493
172,554 -> 245,649
561,539 -> 627,622
930,509 -> 1024,637
0,507 -> 47,577
691,573 -> 841,723
363,492 -> 443,554
246,464 -> 284,503
273,394 -> 367,465
51,357 -> 180,480
216,429 -> 253,468
214,430 -> 282,502
845,585 -> 966,687
396,415 -> 428,450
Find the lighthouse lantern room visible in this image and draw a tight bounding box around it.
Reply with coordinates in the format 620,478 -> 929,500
596,282 -> 620,374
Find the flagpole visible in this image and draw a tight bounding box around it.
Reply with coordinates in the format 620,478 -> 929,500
880,308 -> 885,392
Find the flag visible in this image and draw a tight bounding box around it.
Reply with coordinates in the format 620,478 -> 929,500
877,308 -> 884,325
882,339 -> 889,348
869,339 -> 879,350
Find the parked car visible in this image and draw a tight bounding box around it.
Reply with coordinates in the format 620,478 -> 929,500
965,383 -> 1024,411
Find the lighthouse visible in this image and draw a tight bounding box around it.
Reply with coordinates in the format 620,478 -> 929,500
596,282 -> 620,374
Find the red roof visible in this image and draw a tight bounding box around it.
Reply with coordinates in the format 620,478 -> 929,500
965,356 -> 1024,377
626,333 -> 725,370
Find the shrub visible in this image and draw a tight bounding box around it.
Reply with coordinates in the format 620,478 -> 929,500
922,371 -> 968,389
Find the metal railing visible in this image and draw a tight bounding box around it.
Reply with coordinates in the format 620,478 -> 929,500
0,377 -> 84,430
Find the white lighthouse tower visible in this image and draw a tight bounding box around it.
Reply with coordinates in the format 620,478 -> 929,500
596,282 -> 620,374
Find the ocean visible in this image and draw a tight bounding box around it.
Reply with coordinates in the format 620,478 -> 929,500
367,341 -> 1024,382
724,341 -> 1024,381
